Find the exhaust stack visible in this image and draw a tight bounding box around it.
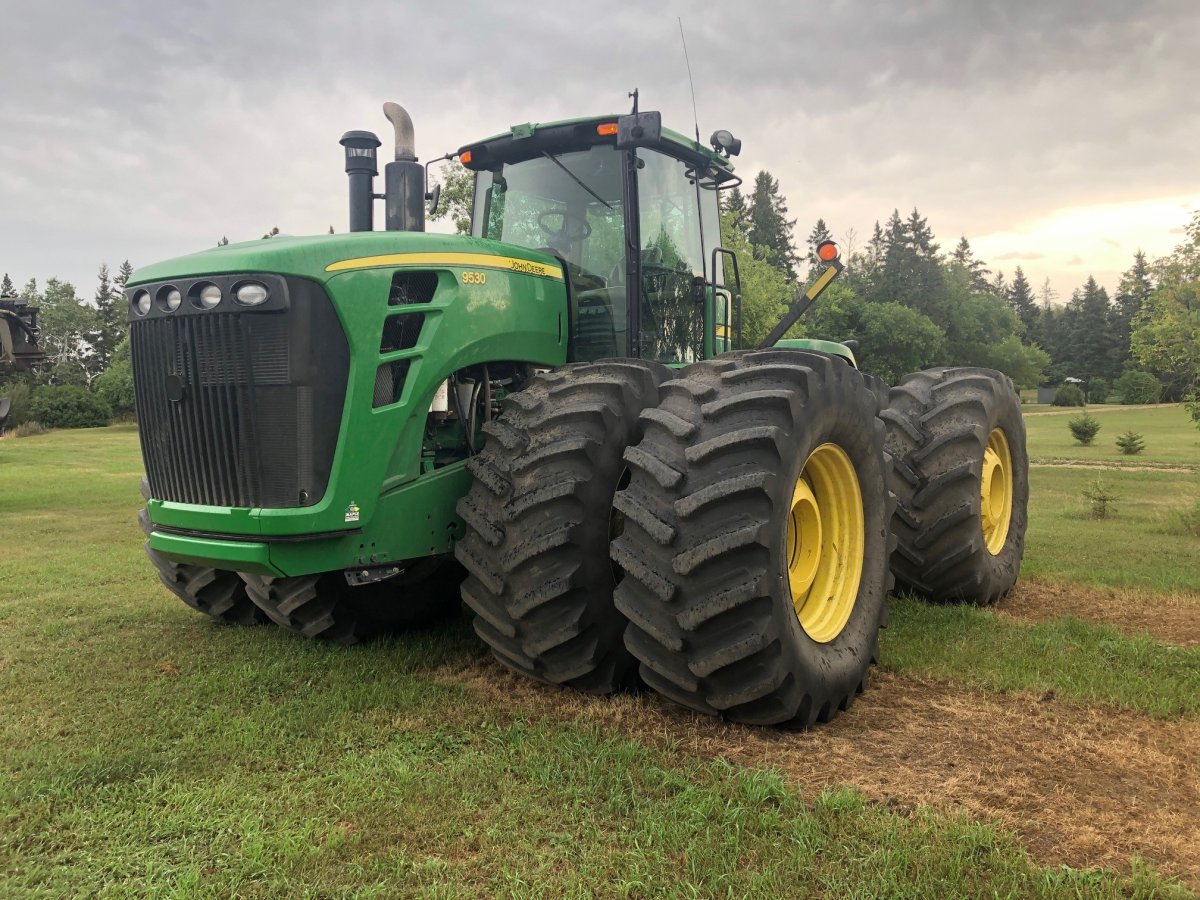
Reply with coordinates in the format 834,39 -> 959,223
382,102 -> 425,233
339,130 -> 380,233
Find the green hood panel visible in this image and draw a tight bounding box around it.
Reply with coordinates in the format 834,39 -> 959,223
129,232 -> 561,286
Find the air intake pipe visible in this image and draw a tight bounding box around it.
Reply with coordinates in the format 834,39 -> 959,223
382,102 -> 425,233
339,130 -> 380,232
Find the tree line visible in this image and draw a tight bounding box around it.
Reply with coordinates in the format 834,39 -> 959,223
3,175 -> 1197,428
721,171 -> 1199,401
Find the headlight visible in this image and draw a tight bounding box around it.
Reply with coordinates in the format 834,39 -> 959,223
133,290 -> 151,316
196,283 -> 222,309
158,286 -> 182,312
234,281 -> 269,306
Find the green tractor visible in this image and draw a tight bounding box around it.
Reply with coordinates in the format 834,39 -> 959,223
129,100 -> 1028,726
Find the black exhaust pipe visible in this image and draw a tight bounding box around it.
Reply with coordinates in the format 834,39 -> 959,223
340,130 -> 381,232
382,102 -> 425,232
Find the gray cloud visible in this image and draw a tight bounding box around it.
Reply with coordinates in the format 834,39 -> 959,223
2,0 -> 1198,298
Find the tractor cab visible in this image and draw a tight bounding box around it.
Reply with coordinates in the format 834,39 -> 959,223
457,112 -> 742,364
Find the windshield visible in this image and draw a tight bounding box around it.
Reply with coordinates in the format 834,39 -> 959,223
472,146 -> 625,289
473,145 -> 627,359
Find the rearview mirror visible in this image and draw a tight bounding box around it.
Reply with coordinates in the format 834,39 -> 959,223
617,111 -> 662,148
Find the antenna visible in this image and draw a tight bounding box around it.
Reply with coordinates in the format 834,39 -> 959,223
677,17 -> 701,144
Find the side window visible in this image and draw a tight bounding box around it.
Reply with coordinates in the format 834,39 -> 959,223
637,152 -> 705,363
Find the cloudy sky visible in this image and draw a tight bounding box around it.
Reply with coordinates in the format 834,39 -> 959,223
2,0 -> 1197,302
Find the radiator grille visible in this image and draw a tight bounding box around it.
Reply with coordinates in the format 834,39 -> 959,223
132,277 -> 348,509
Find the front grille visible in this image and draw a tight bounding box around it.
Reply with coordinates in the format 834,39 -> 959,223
132,276 -> 349,509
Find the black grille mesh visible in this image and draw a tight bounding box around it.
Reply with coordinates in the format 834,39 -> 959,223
132,278 -> 348,509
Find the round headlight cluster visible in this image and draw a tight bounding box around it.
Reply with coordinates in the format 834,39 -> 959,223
235,281 -> 269,306
132,279 -> 272,315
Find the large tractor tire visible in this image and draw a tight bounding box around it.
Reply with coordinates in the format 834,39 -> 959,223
612,350 -> 892,727
138,482 -> 267,626
454,360 -> 669,694
240,557 -> 462,645
880,367 -> 1028,604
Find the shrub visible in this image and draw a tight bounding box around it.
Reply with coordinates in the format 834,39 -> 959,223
95,355 -> 136,419
1052,383 -> 1085,407
1081,478 -> 1118,519
1067,413 -> 1101,445
0,378 -> 33,427
1113,370 -> 1162,405
1115,431 -> 1145,455
1087,377 -> 1110,404
27,385 -> 111,429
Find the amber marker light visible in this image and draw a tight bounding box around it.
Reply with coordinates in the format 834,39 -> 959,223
596,122 -> 618,136
816,240 -> 840,263
459,150 -> 473,165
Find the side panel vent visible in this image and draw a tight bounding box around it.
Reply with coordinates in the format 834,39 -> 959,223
379,312 -> 425,353
373,360 -> 410,408
388,270 -> 438,305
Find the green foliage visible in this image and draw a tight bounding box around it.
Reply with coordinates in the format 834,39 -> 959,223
28,385 -> 111,429
746,171 -> 798,280
93,339 -> 135,418
800,284 -> 944,383
1081,478 -> 1117,518
429,161 -> 474,235
0,377 -> 33,426
1185,388 -> 1200,432
720,205 -> 790,347
1067,413 -> 1100,445
1087,376 -> 1110,404
1113,370 -> 1162,404
1115,430 -> 1145,455
1052,384 -> 1085,407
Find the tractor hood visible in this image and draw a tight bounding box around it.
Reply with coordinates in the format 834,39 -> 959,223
129,232 -> 562,287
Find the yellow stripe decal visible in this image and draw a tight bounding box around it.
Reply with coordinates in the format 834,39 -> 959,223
324,252 -> 564,280
803,265 -> 839,300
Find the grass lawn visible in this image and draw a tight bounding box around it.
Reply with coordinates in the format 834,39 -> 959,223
1022,403 -> 1199,466
1,426 -> 1196,896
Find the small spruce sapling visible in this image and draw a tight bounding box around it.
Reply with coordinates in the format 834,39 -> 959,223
1068,413 -> 1100,445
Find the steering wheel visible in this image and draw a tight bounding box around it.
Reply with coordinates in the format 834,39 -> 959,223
538,209 -> 591,244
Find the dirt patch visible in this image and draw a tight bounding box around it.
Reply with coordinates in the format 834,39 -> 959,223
437,659 -> 1200,886
998,578 -> 1200,647
1023,403 -> 1183,417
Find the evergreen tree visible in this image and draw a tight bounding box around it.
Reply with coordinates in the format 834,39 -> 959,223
1110,250 -> 1153,373
218,236 -> 230,246
720,187 -> 750,243
1061,276 -> 1116,382
803,218 -> 833,278
951,236 -> 991,292
1008,267 -> 1038,334
874,208 -> 945,318
113,260 -> 133,294
746,171 -> 798,281
1,273 -> 13,297
91,263 -> 125,369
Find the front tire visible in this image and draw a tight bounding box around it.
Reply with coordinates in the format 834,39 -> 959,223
613,351 -> 892,727
454,360 -> 668,694
240,557 -> 462,645
139,482 -> 267,627
880,367 -> 1029,604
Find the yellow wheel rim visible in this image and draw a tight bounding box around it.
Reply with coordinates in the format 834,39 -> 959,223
786,443 -> 865,644
981,427 -> 1014,555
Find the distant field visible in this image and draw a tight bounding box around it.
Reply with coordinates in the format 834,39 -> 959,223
2,424 -> 1197,895
1023,403 -> 1198,466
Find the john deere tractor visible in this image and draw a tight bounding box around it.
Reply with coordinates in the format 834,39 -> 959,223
129,100 -> 1028,726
